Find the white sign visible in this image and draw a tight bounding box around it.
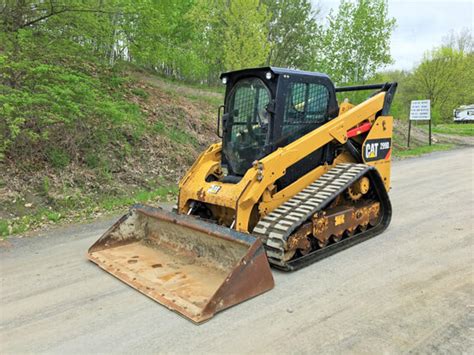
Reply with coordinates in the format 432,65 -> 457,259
410,100 -> 431,120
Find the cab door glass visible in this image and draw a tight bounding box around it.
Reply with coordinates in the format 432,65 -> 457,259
282,82 -> 329,143
223,77 -> 271,175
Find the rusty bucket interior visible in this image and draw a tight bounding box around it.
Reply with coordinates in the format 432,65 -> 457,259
87,205 -> 274,323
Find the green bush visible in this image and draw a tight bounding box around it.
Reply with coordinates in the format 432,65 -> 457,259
0,58 -> 145,168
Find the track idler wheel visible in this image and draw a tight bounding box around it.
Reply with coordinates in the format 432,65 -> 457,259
347,176 -> 370,201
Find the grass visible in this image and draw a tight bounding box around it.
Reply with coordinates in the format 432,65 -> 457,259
432,123 -> 474,136
130,87 -> 150,99
0,185 -> 179,238
394,144 -> 454,158
99,186 -> 178,212
154,72 -> 225,94
46,211 -> 62,222
183,92 -> 223,107
0,220 -> 9,237
169,128 -> 197,145
417,123 -> 474,136
2,65 -> 215,240
152,122 -> 197,145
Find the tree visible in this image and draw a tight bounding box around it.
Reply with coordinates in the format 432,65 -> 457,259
128,0 -> 205,80
411,45 -> 474,122
370,69 -> 413,118
314,0 -> 395,84
187,0 -> 227,82
263,0 -> 320,69
223,0 -> 270,70
0,0 -> 145,162
0,0 -> 129,62
443,28 -> 473,54
189,0 -> 270,81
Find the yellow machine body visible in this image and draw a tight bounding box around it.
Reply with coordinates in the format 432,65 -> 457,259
178,92 -> 392,233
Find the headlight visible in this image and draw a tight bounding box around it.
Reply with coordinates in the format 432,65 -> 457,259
222,77 -> 228,84
265,72 -> 273,80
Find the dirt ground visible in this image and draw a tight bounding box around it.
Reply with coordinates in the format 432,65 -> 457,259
1,148 -> 473,353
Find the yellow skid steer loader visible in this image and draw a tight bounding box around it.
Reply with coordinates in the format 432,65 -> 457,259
88,67 -> 397,323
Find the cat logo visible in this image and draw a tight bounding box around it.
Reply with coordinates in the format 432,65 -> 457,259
363,138 -> 391,162
365,142 -> 379,159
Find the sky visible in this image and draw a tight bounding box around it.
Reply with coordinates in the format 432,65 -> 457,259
314,0 -> 474,71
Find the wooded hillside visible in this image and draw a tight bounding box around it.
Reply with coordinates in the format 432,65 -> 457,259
0,0 -> 472,236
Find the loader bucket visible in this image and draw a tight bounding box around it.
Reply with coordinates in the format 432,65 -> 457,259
87,204 -> 274,323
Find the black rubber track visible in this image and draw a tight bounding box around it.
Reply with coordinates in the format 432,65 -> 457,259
254,165 -> 392,271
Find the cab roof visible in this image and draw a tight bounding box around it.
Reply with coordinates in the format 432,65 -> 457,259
220,67 -> 331,80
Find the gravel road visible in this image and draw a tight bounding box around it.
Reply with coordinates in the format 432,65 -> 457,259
1,148 -> 473,354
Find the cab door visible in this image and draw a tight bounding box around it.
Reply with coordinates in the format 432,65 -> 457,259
273,75 -> 333,188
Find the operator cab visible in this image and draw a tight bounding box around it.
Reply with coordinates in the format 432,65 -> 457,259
219,67 -> 339,185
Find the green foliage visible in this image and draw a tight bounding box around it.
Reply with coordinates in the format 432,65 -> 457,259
0,0 -> 398,89
0,59 -> 144,165
189,0 -> 271,79
2,0 -> 470,239
222,0 -> 271,70
315,0 -> 395,84
264,0 -> 319,68
0,1 -> 147,166
98,185 -> 179,212
371,70 -> 412,118
84,152 -> 101,169
130,0 -> 208,80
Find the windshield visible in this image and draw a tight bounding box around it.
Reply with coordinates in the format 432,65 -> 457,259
223,78 -> 271,176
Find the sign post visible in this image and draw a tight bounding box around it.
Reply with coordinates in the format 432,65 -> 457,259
408,100 -> 431,147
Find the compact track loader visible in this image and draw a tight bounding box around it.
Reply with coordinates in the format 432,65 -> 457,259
88,67 -> 397,323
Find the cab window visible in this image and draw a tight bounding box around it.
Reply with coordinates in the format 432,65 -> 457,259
282,82 -> 329,142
